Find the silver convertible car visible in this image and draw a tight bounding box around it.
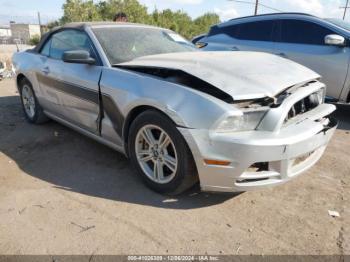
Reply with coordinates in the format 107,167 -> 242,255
13,22 -> 337,194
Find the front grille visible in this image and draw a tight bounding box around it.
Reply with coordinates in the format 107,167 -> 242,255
284,90 -> 324,123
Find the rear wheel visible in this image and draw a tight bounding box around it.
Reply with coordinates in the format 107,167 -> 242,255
19,78 -> 49,124
129,110 -> 198,195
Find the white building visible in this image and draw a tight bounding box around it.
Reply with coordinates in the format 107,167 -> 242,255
0,25 -> 11,37
9,23 -> 41,44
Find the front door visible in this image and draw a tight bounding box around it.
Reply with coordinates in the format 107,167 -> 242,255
37,29 -> 102,133
274,19 -> 350,100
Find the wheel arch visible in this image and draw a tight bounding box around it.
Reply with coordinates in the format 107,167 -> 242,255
16,73 -> 28,90
122,105 -> 182,156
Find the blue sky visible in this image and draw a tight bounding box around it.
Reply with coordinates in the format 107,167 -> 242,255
0,0 -> 347,24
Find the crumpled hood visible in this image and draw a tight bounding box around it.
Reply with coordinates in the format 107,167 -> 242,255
119,51 -> 320,100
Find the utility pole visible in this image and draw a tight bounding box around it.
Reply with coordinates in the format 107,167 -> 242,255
341,0 -> 350,20
254,0 -> 259,15
37,11 -> 43,36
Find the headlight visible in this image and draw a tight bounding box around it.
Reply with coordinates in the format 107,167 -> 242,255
309,88 -> 325,106
215,110 -> 267,133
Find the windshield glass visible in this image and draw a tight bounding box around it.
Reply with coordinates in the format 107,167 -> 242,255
326,18 -> 350,31
92,26 -> 195,64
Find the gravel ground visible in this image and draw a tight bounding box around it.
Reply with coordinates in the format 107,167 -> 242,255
0,78 -> 349,255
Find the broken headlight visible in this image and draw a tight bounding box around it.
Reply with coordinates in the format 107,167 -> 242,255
215,110 -> 267,133
309,88 -> 325,106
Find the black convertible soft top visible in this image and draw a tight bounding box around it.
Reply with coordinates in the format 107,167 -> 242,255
32,22 -> 155,53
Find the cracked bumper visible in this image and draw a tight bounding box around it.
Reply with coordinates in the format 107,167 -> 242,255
179,113 -> 337,193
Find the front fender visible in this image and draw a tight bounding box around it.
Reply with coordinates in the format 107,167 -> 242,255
100,67 -> 236,130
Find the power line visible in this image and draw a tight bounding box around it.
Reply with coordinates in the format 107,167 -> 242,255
227,0 -> 284,14
340,0 -> 350,20
37,12 -> 43,36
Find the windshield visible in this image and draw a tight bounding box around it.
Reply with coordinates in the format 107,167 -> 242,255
325,18 -> 350,31
92,26 -> 195,64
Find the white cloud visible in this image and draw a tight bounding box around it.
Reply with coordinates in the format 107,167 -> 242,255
140,0 -> 202,8
287,0 -> 323,15
214,7 -> 239,21
167,0 -> 203,4
284,0 -> 342,18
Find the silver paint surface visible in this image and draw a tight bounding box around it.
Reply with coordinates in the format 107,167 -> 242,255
12,23 -> 336,192
119,51 -> 320,100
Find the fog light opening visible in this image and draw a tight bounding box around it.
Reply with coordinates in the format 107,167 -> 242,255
246,162 -> 269,172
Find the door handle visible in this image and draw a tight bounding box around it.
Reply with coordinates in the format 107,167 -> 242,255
231,46 -> 239,51
41,66 -> 50,74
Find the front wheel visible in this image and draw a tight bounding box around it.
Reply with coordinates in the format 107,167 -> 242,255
128,110 -> 198,195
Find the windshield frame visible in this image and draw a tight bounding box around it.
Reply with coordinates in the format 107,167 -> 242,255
91,25 -> 195,65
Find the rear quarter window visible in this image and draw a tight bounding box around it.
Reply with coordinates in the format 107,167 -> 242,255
236,20 -> 275,41
209,20 -> 275,42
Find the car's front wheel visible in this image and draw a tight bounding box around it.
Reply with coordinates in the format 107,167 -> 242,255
19,78 -> 49,124
129,110 -> 198,194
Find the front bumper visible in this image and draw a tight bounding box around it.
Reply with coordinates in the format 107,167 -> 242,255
179,108 -> 337,193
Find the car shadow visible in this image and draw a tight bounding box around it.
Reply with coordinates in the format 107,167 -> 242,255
0,95 -> 236,210
1,95 -> 349,209
332,103 -> 350,131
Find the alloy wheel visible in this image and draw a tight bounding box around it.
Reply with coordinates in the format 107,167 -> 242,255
21,84 -> 36,118
135,125 -> 178,184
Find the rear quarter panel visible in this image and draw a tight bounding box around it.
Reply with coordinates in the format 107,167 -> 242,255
13,51 -> 44,101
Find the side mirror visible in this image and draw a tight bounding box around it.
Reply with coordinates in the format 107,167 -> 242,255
325,34 -> 346,47
62,50 -> 96,65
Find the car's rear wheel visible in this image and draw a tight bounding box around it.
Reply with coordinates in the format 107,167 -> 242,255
19,78 -> 49,124
129,110 -> 198,195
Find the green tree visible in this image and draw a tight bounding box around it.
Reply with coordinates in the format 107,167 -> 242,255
96,0 -> 151,23
59,0 -> 221,39
46,20 -> 60,30
192,13 -> 220,36
61,0 -> 101,23
151,9 -> 192,38
29,35 -> 41,46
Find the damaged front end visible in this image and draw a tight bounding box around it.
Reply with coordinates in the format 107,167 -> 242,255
114,65 -> 234,103
177,79 -> 337,192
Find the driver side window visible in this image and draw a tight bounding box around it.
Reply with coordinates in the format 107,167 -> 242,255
40,39 -> 51,56
40,30 -> 96,60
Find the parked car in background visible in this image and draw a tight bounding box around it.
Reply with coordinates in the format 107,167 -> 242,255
198,13 -> 350,104
13,22 -> 336,194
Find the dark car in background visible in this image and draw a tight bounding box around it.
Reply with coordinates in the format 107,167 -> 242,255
196,13 -> 350,103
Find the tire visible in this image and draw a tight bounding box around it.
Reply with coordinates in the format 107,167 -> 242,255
128,110 -> 198,195
19,78 -> 49,124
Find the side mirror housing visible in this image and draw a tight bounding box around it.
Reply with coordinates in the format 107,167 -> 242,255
325,34 -> 346,47
62,50 -> 96,65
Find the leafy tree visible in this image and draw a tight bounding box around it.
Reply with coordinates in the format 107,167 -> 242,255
192,13 -> 220,37
59,0 -> 221,39
29,35 -> 41,46
46,20 -> 60,30
96,0 -> 151,23
61,0 -> 101,23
